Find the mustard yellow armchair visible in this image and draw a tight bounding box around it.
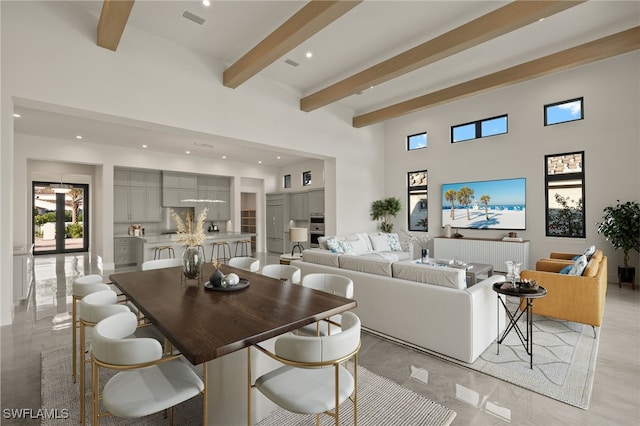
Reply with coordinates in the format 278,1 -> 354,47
520,250 -> 607,330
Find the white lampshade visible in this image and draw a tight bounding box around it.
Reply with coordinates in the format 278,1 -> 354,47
289,227 -> 308,243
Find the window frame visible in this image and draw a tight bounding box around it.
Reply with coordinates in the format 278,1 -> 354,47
407,170 -> 428,232
302,171 -> 312,187
451,114 -> 508,143
544,151 -> 586,238
283,174 -> 291,189
544,97 -> 584,126
407,132 -> 427,151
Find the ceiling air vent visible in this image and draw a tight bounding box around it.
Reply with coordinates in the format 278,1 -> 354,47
182,10 -> 206,25
284,59 -> 300,67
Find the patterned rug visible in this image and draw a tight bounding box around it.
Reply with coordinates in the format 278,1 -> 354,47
425,300 -> 600,409
41,347 -> 456,425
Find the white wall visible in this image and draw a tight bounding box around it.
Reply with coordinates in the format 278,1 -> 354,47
383,53 -> 640,282
1,1 -> 384,324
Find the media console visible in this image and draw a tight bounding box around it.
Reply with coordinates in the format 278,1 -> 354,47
434,237 -> 530,273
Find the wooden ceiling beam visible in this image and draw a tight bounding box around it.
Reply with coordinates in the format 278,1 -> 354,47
352,27 -> 640,128
97,0 -> 135,51
223,0 -> 362,89
301,0 -> 584,112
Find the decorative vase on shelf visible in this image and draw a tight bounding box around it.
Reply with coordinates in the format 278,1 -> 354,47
182,246 -> 203,280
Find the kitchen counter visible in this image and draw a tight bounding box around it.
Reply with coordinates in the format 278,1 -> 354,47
138,232 -> 253,244
133,232 -> 256,265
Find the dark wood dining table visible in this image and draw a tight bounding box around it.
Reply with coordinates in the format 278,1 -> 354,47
109,262 -> 357,425
109,263 -> 356,365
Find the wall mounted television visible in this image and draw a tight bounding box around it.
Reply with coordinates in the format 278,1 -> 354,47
441,177 -> 526,230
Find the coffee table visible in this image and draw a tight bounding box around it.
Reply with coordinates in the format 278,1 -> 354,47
448,262 -> 494,285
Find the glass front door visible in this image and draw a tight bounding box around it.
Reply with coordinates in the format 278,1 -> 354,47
33,182 -> 89,254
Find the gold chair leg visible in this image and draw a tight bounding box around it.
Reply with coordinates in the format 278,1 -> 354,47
247,348 -> 252,426
72,296 -> 78,384
203,363 -> 208,426
79,321 -> 86,425
91,360 -> 99,426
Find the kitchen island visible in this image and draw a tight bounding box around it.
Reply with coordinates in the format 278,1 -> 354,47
133,232 -> 255,266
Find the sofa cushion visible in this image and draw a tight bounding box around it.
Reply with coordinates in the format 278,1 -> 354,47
583,258 -> 599,277
568,255 -> 588,276
338,253 -> 395,277
369,233 -> 391,252
346,233 -> 370,255
392,260 -> 466,290
326,237 -> 354,254
301,249 -> 340,268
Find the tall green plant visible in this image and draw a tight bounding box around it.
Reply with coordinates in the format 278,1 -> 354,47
596,200 -> 640,267
371,197 -> 402,233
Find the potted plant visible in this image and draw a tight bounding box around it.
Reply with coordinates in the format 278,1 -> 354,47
371,197 -> 402,233
596,200 -> 640,286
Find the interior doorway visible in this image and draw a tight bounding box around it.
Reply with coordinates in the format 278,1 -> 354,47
240,192 -> 257,252
32,181 -> 89,254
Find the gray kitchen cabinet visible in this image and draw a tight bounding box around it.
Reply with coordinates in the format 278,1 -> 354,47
197,175 -> 231,220
162,172 -> 197,207
308,189 -> 324,214
114,237 -> 135,266
114,169 -> 163,223
266,193 -> 289,253
290,192 -> 309,221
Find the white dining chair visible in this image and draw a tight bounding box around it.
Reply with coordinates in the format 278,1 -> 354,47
260,264 -> 301,284
298,273 -> 354,336
228,256 -> 260,272
72,274 -> 111,384
91,312 -> 205,426
249,311 -> 361,426
141,258 -> 183,271
78,290 -> 131,425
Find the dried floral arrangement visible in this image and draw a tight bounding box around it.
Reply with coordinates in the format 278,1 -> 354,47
171,208 -> 209,247
401,228 -> 430,249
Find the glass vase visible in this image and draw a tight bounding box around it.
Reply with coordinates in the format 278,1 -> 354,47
421,248 -> 429,264
182,246 -> 203,280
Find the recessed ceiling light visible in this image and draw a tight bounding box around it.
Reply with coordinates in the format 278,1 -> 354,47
76,135 -> 83,140
538,17 -> 545,22
222,155 -> 227,159
12,113 -> 21,118
142,144 -> 148,148
186,150 -> 191,154
306,52 -> 313,59
202,0 -> 210,6
277,156 -> 281,160
258,161 -> 262,164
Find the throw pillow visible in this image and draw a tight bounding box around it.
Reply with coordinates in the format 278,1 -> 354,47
568,255 -> 588,276
583,245 -> 596,259
337,239 -> 355,255
369,233 -> 391,252
387,233 -> 402,251
559,265 -> 572,274
326,238 -> 343,253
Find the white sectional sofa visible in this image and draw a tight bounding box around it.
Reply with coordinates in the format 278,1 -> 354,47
292,232 -> 506,363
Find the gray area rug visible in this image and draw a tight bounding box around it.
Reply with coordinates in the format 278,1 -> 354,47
41,346 -> 457,425
428,299 -> 599,409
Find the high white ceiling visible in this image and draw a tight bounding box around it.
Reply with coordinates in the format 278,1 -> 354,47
12,0 -> 640,167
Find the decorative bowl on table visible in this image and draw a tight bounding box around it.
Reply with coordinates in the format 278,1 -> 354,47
518,278 -> 539,292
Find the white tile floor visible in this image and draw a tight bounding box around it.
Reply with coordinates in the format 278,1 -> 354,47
2,252 -> 639,425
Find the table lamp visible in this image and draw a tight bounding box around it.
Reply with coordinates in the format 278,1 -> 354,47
289,227 -> 308,255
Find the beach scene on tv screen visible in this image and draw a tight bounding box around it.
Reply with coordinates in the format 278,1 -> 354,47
441,178 -> 526,230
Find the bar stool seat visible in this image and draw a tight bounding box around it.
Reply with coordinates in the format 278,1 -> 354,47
211,242 -> 231,263
154,246 -> 175,259
235,239 -> 252,257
